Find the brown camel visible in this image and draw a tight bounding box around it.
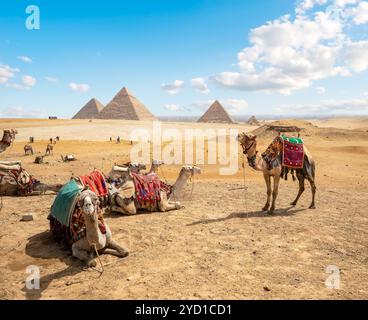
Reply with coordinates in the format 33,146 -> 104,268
24,144 -> 34,155
70,190 -> 129,267
238,133 -> 316,214
0,161 -> 62,196
0,129 -> 17,154
45,144 -> 53,155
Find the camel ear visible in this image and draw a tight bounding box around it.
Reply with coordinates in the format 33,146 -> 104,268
252,135 -> 257,140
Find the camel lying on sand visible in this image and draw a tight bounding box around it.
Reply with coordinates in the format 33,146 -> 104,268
238,133 -> 316,214
109,165 -> 201,215
70,190 -> 129,267
0,161 -> 62,196
0,129 -> 17,154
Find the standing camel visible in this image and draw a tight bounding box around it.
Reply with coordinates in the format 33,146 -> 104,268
24,144 -> 34,155
237,133 -> 316,214
45,144 -> 53,155
0,129 -> 17,154
110,165 -> 201,215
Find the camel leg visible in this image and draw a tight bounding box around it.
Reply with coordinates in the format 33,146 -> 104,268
159,199 -> 182,212
270,174 -> 281,214
72,239 -> 97,267
106,239 -> 129,258
263,173 -> 271,211
307,177 -> 316,209
291,173 -> 305,206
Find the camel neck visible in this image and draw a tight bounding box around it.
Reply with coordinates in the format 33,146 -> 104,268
170,170 -> 190,200
84,215 -> 104,246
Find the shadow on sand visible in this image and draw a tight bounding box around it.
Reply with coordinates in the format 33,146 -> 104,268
187,206 -> 307,227
22,230 -> 84,300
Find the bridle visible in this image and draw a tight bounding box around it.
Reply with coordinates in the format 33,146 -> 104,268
240,139 -> 257,168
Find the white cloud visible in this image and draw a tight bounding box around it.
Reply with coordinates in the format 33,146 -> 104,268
316,86 -> 326,94
0,106 -> 44,118
163,104 -> 182,111
45,76 -> 58,83
191,77 -> 209,94
22,75 -> 36,87
221,99 -> 249,115
0,64 -> 19,84
161,80 -> 184,95
69,82 -> 90,93
17,56 -> 32,63
276,98 -> 368,114
210,1 -> 368,95
348,1 -> 368,24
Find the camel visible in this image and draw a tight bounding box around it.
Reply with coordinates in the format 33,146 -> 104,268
0,161 -> 62,196
109,165 -> 201,215
24,144 -> 34,155
45,144 -> 53,155
237,133 -> 316,214
61,154 -> 76,162
34,155 -> 44,164
0,129 -> 17,154
108,160 -> 164,181
71,190 -> 129,267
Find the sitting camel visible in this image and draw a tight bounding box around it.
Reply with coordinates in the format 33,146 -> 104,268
0,129 -> 17,154
71,190 -> 129,267
109,165 -> 201,215
238,133 -> 316,214
0,161 -> 62,196
45,144 -> 53,155
24,144 -> 34,156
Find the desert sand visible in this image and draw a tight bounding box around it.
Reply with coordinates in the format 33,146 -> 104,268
0,118 -> 367,299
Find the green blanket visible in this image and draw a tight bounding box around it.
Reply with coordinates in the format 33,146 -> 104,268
281,135 -> 303,144
50,180 -> 81,226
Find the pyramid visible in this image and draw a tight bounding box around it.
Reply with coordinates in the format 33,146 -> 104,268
197,100 -> 234,124
73,98 -> 104,119
246,116 -> 260,126
97,87 -> 157,120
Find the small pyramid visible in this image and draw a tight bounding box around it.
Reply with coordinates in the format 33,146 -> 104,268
73,98 -> 104,119
247,116 -> 260,126
197,100 -> 234,124
97,87 -> 157,121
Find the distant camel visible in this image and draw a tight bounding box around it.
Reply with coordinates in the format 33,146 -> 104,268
24,144 -> 34,156
0,129 -> 17,154
45,144 -> 53,155
238,133 -> 316,214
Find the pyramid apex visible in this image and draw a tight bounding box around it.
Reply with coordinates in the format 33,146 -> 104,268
120,87 -> 133,96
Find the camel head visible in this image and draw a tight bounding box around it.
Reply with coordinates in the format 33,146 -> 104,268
2,129 -> 17,146
129,162 -> 146,173
32,182 -> 63,194
237,133 -> 257,154
78,190 -> 99,222
181,165 -> 202,177
152,159 -> 164,166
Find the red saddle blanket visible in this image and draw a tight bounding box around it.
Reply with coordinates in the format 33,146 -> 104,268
78,170 -> 108,197
282,140 -> 304,169
131,173 -> 172,207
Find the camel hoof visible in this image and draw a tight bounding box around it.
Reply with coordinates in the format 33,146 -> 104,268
86,259 -> 97,268
262,206 -> 269,212
118,251 -> 129,258
309,205 -> 316,209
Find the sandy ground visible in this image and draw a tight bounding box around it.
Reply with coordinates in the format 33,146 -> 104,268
0,118 -> 368,300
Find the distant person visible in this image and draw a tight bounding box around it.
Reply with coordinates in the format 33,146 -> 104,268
110,137 -> 112,142
49,138 -> 53,144
117,136 -> 121,144
56,136 -> 60,142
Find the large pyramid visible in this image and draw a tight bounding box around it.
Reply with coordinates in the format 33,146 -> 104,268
197,100 -> 234,124
73,98 -> 104,119
97,87 -> 157,120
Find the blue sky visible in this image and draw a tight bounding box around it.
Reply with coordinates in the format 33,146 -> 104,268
1,0 -> 368,118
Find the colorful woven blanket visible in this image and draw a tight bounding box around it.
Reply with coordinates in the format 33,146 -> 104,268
78,170 -> 108,197
50,179 -> 81,226
281,135 -> 304,169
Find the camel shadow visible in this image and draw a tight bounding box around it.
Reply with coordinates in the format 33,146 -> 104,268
187,206 -> 307,227
22,230 -> 84,300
